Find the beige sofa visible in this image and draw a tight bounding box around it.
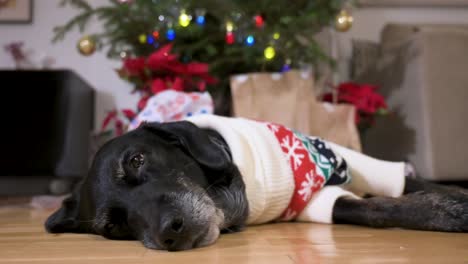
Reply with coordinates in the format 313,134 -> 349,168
358,24 -> 468,181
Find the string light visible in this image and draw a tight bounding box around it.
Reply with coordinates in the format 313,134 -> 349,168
166,29 -> 176,41
119,51 -> 128,59
147,35 -> 155,44
226,21 -> 234,32
226,32 -> 235,45
225,20 -> 235,44
179,9 -> 191,27
282,59 -> 292,72
273,32 -> 280,40
254,15 -> 264,27
196,15 -> 205,25
264,46 -> 275,60
138,34 -> 147,44
152,31 -> 160,39
195,8 -> 206,26
245,35 -> 255,46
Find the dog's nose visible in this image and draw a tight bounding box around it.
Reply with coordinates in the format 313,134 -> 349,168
158,215 -> 187,251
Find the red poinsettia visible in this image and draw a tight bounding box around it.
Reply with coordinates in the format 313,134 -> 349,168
119,43 -> 217,95
122,57 -> 146,76
323,82 -> 388,126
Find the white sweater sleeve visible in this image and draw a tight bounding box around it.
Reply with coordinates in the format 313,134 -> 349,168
297,143 -> 406,224
297,186 -> 359,224
327,142 -> 406,198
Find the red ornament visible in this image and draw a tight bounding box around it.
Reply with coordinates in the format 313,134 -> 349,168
226,32 -> 235,45
254,15 -> 264,27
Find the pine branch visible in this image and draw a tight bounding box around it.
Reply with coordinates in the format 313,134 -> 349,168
59,0 -> 92,11
51,0 -> 350,74
52,11 -> 94,42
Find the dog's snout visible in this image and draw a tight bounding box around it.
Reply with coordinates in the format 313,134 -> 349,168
158,214 -> 187,251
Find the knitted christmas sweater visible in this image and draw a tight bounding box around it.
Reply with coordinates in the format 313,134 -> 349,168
187,115 -> 405,225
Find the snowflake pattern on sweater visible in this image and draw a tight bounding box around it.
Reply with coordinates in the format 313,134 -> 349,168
265,123 -> 351,221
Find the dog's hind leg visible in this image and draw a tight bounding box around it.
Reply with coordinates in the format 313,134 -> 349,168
332,179 -> 468,232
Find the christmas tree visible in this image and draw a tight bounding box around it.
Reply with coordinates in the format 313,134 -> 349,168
54,0 -> 353,114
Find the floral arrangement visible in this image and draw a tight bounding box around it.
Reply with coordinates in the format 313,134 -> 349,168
322,82 -> 388,132
102,44 -> 217,135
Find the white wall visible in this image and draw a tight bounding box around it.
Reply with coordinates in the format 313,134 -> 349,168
1,2 -> 468,129
337,7 -> 468,64
0,0 -> 138,130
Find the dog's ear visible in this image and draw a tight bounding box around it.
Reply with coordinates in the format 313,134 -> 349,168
143,121 -> 229,170
45,187 -> 85,233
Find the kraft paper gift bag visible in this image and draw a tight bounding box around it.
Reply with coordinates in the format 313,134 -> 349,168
230,70 -> 361,151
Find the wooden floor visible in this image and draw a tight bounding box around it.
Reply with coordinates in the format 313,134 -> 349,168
1,204 -> 468,263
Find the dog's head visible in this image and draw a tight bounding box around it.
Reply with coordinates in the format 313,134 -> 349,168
45,121 -> 249,251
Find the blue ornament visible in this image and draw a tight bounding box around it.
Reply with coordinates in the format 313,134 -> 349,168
166,29 -> 176,41
245,35 -> 255,46
196,15 -> 205,25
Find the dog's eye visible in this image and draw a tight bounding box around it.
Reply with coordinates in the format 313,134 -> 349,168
130,153 -> 145,169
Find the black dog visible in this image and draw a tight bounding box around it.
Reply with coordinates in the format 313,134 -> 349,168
45,121 -> 468,251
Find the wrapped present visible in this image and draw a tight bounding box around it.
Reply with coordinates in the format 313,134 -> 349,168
230,70 -> 361,151
128,90 -> 214,131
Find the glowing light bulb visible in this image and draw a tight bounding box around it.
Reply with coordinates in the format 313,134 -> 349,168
138,34 -> 147,44
166,29 -> 176,41
196,15 -> 205,25
254,15 -> 264,27
195,8 -> 206,26
226,32 -> 235,45
273,32 -> 280,40
147,35 -> 154,44
152,31 -> 160,39
245,35 -> 255,46
264,46 -> 275,60
179,10 -> 191,27
226,21 -> 234,32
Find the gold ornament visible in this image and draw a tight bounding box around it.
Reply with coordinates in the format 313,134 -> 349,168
77,35 -> 96,56
334,10 -> 353,32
